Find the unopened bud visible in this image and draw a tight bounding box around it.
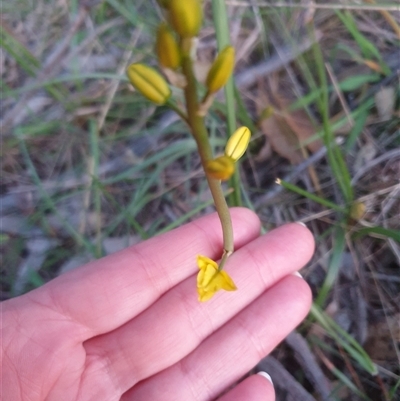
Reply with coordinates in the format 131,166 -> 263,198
205,156 -> 235,181
350,201 -> 366,221
168,0 -> 202,38
225,126 -> 251,161
259,106 -> 274,121
156,23 -> 181,70
205,46 -> 235,93
126,63 -> 171,105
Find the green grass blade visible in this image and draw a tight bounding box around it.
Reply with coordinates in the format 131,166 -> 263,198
157,197 -> 221,235
211,0 -> 241,206
315,226 -> 346,306
101,188 -> 149,240
329,366 -> 372,401
311,304 -> 378,375
105,0 -> 138,26
311,32 -> 354,204
289,73 -> 379,112
389,379 -> 400,400
4,73 -> 126,98
345,108 -> 368,151
103,138 -> 198,184
335,10 -> 389,74
277,180 -> 345,212
88,119 -> 103,258
353,226 -> 400,242
15,130 -> 96,254
1,29 -> 40,76
234,85 -> 258,133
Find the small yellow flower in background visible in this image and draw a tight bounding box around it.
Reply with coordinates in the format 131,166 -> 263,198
197,255 -> 237,302
350,200 -> 366,221
259,105 -> 274,121
156,23 -> 181,70
126,63 -> 171,105
205,46 -> 235,93
205,126 -> 251,181
168,0 -> 203,38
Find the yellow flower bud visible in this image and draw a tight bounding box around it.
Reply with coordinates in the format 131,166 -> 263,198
350,201 -> 366,221
156,23 -> 181,70
126,63 -> 171,105
259,106 -> 274,121
205,46 -> 235,93
225,126 -> 251,161
168,0 -> 202,38
205,155 -> 235,181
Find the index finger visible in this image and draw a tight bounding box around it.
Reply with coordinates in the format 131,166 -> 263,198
28,208 -> 261,339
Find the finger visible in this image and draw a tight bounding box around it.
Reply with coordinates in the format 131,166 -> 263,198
83,223 -> 314,396
217,373 -> 275,401
28,208 -> 260,338
122,275 -> 311,401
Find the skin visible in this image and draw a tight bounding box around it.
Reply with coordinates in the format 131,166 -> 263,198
1,208 -> 314,401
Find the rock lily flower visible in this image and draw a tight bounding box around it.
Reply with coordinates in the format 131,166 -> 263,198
197,255 -> 237,302
206,126 -> 251,180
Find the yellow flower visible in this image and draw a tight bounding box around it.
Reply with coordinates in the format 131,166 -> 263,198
197,255 -> 237,302
350,201 -> 366,221
205,46 -> 235,93
205,126 -> 251,181
156,23 -> 181,70
168,0 -> 203,38
126,63 -> 171,105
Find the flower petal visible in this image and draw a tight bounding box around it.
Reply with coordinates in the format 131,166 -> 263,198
197,264 -> 218,288
217,271 -> 237,291
197,255 -> 218,271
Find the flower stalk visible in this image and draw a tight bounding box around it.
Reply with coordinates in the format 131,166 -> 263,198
126,0 -> 251,300
180,39 -> 235,263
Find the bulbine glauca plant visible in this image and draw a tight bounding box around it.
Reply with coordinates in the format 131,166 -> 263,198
126,0 -> 251,302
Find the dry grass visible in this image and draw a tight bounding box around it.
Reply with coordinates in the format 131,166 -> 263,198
1,0 -> 399,399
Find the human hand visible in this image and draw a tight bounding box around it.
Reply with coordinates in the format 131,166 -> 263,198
1,208 -> 314,401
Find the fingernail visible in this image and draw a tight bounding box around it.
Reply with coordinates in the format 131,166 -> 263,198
296,221 -> 307,228
292,271 -> 303,278
257,371 -> 273,386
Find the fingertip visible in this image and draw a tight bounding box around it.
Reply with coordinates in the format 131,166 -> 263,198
257,371 -> 274,386
285,273 -> 313,318
291,271 -> 303,279
285,222 -> 315,263
218,373 -> 275,401
295,221 -> 307,228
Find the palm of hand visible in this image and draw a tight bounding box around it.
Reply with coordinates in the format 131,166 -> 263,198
2,209 -> 314,401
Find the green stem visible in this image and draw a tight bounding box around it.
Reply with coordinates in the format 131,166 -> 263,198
180,38 -> 234,259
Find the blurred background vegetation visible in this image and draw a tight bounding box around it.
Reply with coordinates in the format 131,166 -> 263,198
1,0 -> 399,399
